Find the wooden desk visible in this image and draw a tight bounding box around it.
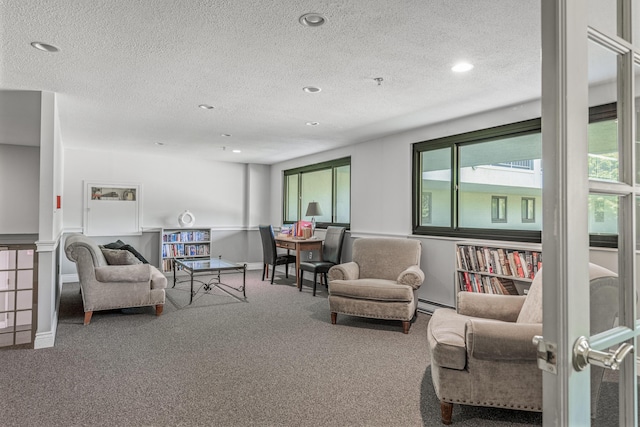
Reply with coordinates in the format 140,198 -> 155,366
275,236 -> 323,289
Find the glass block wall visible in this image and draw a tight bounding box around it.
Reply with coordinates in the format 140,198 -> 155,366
0,245 -> 37,348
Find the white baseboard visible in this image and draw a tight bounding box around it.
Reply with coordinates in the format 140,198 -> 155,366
34,312 -> 58,349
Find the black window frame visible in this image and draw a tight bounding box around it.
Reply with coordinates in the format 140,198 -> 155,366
412,103 -> 618,247
282,157 -> 351,229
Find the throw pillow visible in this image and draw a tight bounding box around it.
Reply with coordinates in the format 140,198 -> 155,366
103,240 -> 150,264
101,248 -> 142,265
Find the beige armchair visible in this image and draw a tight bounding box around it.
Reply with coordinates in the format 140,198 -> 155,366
327,237 -> 425,334
427,263 -> 618,424
64,234 -> 167,325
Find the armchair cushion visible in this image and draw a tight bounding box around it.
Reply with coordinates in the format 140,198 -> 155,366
516,268 -> 543,323
458,292 -> 526,322
427,308 -> 469,370
100,248 -> 142,265
466,318 -> 542,361
329,279 -> 413,302
95,264 -> 152,283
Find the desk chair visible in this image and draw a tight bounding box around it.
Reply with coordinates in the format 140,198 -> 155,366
259,225 -> 296,284
298,226 -> 346,296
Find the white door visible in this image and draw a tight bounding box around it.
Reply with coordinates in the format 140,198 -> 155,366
540,0 -> 639,425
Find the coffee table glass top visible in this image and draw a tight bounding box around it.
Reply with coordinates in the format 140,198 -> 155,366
175,257 -> 241,272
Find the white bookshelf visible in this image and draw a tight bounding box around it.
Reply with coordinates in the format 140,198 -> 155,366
455,240 -> 542,296
160,228 -> 211,273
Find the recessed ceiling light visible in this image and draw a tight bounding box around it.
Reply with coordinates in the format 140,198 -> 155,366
451,62 -> 474,73
306,121 -> 320,126
299,13 -> 325,27
155,142 -> 165,146
232,149 -> 242,153
198,104 -> 214,110
221,133 -> 232,137
303,86 -> 321,93
30,42 -> 59,52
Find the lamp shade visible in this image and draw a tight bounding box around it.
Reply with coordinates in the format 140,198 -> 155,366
305,201 -> 323,217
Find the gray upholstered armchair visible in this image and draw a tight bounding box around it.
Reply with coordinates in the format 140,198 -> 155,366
427,263 -> 618,424
64,234 -> 167,325
327,237 -> 425,334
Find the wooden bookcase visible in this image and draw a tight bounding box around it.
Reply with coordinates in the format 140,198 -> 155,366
455,241 -> 542,296
160,228 -> 211,273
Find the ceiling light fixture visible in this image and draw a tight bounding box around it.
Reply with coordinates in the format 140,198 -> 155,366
232,149 -> 242,153
303,86 -> 321,93
373,77 -> 384,86
299,13 -> 325,27
155,142 -> 165,146
198,104 -> 214,109
221,133 -> 232,137
30,42 -> 59,52
306,121 -> 320,126
451,62 -> 474,73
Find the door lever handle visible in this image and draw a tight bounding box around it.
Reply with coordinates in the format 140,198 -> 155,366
573,336 -> 634,371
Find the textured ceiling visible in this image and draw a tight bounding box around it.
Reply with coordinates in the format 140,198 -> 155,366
0,0 -> 544,164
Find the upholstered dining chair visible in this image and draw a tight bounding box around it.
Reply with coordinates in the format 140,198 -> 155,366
298,226 -> 346,296
259,225 -> 296,284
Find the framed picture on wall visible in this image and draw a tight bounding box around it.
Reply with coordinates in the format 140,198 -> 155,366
84,181 -> 142,236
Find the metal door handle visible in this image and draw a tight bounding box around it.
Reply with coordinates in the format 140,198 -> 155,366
573,336 -> 634,371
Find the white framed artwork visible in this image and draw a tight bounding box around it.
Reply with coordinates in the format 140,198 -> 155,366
83,181 -> 142,236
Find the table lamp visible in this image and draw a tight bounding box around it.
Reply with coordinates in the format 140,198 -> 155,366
305,201 -> 323,234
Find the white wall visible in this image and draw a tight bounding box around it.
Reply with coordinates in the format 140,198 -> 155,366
268,98 -> 637,310
0,144 -> 40,234
64,148 -> 254,229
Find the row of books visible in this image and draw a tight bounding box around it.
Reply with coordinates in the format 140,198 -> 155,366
162,230 -> 210,243
457,272 -> 520,295
162,243 -> 210,258
456,245 -> 542,280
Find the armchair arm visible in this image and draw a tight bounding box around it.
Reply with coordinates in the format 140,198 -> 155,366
457,292 -> 526,322
94,264 -> 151,283
328,262 -> 359,281
466,318 -> 542,361
397,265 -> 425,289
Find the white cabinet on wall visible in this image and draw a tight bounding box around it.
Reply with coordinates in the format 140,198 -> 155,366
455,241 -> 542,297
83,182 -> 141,236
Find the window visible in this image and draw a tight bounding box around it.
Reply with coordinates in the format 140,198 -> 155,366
283,157 -> 350,227
521,197 -> 535,223
412,103 -> 618,246
491,196 -> 507,223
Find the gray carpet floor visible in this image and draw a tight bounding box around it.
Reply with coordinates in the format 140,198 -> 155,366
1,269 -> 550,426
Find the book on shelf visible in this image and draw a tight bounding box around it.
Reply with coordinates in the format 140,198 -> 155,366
491,250 -> 502,275
512,251 -> 525,278
482,247 -> 494,273
498,278 -> 520,295
475,248 -> 485,272
463,271 -> 473,292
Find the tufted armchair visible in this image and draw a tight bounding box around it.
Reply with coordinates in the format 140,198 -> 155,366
327,237 -> 425,333
427,263 -> 619,424
64,234 -> 167,325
